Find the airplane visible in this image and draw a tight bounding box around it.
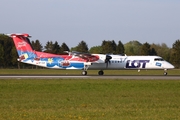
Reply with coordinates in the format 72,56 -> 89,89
8,33 -> 174,76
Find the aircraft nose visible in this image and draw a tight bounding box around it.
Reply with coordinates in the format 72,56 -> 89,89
165,62 -> 175,69
170,64 -> 175,69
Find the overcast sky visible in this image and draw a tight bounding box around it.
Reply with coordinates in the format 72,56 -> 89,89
1,0 -> 179,48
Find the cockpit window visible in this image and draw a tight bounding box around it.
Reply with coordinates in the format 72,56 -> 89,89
154,58 -> 164,61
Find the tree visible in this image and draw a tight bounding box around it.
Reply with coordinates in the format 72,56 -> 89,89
0,44 -> 4,68
140,42 -> 157,55
151,43 -> 170,60
101,40 -> 117,54
150,48 -> 157,55
31,40 -> 43,51
76,40 -> 89,53
111,40 -> 117,54
124,40 -> 142,55
61,42 -> 69,52
170,39 -> 180,68
159,43 -> 170,60
10,46 -> 19,68
89,46 -> 102,53
71,46 -> 78,52
116,40 -> 124,55
52,41 -> 61,54
140,42 -> 151,55
44,41 -> 54,53
0,34 -> 14,67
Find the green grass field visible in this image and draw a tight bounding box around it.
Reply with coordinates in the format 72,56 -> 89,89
0,79 -> 180,120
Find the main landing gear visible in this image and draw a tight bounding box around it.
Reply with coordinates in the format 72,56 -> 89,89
98,70 -> 104,75
82,70 -> 105,75
82,71 -> 87,75
82,65 -> 89,75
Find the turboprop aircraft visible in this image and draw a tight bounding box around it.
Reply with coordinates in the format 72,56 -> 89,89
8,33 -> 174,75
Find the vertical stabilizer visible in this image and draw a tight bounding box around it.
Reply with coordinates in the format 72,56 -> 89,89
10,33 -> 37,61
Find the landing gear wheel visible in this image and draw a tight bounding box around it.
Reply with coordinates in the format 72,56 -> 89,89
164,72 -> 167,76
82,71 -> 87,75
98,70 -> 104,75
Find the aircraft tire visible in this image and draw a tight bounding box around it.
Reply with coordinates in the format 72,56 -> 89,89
164,72 -> 167,76
98,70 -> 104,75
82,71 -> 87,75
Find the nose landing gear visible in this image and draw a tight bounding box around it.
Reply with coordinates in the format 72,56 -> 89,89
164,69 -> 168,76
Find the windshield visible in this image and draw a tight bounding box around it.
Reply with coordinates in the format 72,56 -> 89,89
154,58 -> 164,61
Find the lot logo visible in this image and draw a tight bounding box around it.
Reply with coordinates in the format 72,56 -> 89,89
156,62 -> 162,67
126,60 -> 150,68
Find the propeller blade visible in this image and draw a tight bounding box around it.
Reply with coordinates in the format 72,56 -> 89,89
105,55 -> 112,68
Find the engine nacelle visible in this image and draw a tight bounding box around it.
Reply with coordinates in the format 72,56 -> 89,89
96,54 -> 107,63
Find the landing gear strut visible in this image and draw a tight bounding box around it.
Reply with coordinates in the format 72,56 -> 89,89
82,65 -> 89,75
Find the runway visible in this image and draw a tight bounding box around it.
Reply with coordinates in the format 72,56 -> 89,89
0,75 -> 180,80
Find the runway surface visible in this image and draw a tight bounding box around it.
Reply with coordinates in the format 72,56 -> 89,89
0,75 -> 180,80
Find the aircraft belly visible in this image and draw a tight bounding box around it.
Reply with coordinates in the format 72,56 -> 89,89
89,63 -> 126,70
89,63 -> 106,69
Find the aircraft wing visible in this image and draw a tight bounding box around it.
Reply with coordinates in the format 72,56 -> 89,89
68,51 -> 112,67
71,51 -> 100,62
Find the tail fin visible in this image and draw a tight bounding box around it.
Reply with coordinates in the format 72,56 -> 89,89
10,33 -> 37,61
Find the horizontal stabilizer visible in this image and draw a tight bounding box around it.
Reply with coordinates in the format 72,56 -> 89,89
7,33 -> 30,37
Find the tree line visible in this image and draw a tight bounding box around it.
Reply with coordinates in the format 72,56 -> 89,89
0,34 -> 180,68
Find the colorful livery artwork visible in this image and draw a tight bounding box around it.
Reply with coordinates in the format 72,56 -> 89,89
9,33 -> 174,75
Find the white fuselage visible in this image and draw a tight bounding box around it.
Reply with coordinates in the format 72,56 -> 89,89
89,55 -> 174,70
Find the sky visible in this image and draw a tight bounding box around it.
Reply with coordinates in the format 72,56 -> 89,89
0,0 -> 180,48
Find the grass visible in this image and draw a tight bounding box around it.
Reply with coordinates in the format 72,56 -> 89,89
0,68 -> 180,75
0,79 -> 180,120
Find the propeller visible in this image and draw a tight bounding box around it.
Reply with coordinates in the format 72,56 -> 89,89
105,55 -> 112,68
